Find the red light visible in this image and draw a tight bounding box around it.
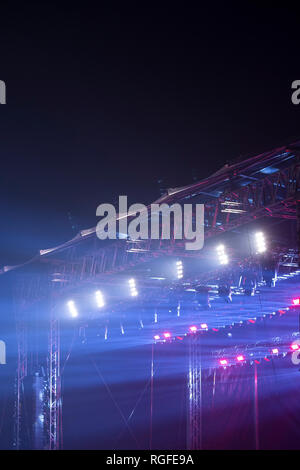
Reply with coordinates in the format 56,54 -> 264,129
189,326 -> 197,332
163,332 -> 171,339
200,323 -> 208,329
219,359 -> 228,365
291,343 -> 300,351
292,298 -> 300,305
154,335 -> 160,340
272,348 -> 279,354
236,355 -> 245,362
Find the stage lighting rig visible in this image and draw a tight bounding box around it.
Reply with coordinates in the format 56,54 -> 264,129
176,260 -> 183,279
128,278 -> 138,296
219,359 -> 228,366
67,300 -> 78,318
95,290 -> 105,308
216,244 -> 229,265
255,232 -> 267,253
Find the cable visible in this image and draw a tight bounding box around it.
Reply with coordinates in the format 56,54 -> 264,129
90,356 -> 140,449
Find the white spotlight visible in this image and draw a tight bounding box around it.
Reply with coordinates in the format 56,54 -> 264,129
95,290 -> 105,308
67,300 -> 78,318
176,260 -> 183,279
128,278 -> 138,296
216,244 -> 229,265
255,232 -> 266,253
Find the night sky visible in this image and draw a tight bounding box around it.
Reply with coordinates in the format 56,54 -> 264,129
0,3 -> 300,266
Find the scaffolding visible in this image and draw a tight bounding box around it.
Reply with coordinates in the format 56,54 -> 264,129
9,140 -> 300,449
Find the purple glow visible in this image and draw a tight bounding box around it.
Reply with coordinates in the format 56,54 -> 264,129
219,359 -> 228,365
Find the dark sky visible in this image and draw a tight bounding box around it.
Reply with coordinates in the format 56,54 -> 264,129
0,2 -> 300,266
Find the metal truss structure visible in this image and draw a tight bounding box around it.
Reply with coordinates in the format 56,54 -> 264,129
187,334 -> 202,450
12,287 -> 62,449
6,139 -> 300,449
48,308 -> 61,450
6,141 -> 300,308
13,318 -> 27,449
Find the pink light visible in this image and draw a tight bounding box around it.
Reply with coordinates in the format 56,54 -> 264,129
189,326 -> 197,332
200,323 -> 208,329
272,348 -> 279,354
293,298 -> 300,305
291,343 -> 300,351
163,332 -> 171,339
154,335 -> 160,340
219,359 -> 228,365
236,355 -> 245,362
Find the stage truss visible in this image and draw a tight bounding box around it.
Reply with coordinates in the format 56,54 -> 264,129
5,140 -> 300,449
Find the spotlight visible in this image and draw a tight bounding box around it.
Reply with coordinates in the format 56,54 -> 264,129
67,300 -> 78,318
189,326 -> 197,332
176,260 -> 183,279
272,348 -> 279,355
95,290 -> 105,308
236,355 -> 245,362
128,278 -> 138,297
219,359 -> 228,366
255,232 -> 266,253
216,244 -> 229,265
200,323 -> 208,329
163,332 -> 171,339
154,335 -> 160,340
292,298 -> 300,306
291,343 -> 300,351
